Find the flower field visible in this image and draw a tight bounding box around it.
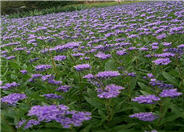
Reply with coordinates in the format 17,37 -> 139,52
1,1 -> 184,132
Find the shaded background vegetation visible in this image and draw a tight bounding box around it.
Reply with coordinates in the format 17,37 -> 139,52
1,1 -> 117,15
1,1 -> 81,15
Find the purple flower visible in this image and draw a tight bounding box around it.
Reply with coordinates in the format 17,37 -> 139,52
20,70 -> 27,74
54,55 -> 66,61
83,74 -> 94,79
24,119 -> 40,129
30,57 -> 39,63
147,73 -> 154,78
72,53 -> 85,57
74,64 -> 91,71
154,52 -> 175,58
127,72 -> 136,77
177,44 -> 184,49
116,49 -> 127,56
35,64 -> 52,71
152,58 -> 171,65
56,85 -> 71,92
1,82 -> 19,90
6,56 -> 15,60
129,112 -> 158,122
41,74 -> 53,81
163,42 -> 172,47
159,89 -> 182,98
43,93 -> 62,99
149,79 -> 174,89
132,95 -> 160,104
95,71 -> 120,78
1,93 -> 27,105
48,79 -> 62,85
16,120 -> 26,128
156,33 -> 166,40
97,84 -> 124,98
28,74 -> 42,82
95,52 -> 111,60
27,104 -> 91,128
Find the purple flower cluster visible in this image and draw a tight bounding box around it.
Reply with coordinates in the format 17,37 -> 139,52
54,55 -> 66,61
19,104 -> 92,128
152,58 -> 171,65
1,82 -> 19,90
95,52 -> 111,60
83,73 -> 94,79
149,79 -> 174,89
116,49 -> 127,56
95,71 -> 120,78
24,119 -> 40,129
35,64 -> 52,71
97,84 -> 124,98
28,74 -> 42,82
132,95 -> 160,104
43,93 -> 62,99
1,93 -> 27,105
20,70 -> 27,74
56,85 -> 71,92
154,52 -> 175,58
159,89 -> 182,98
129,112 -> 158,122
74,64 -> 91,71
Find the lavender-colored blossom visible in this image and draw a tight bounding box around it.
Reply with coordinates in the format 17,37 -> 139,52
154,52 -> 175,58
54,55 -> 66,61
35,64 -> 52,71
20,70 -> 27,74
132,95 -> 160,104
129,112 -> 158,122
56,85 -> 71,92
159,89 -> 182,98
6,56 -> 15,60
95,52 -> 111,60
16,120 -> 26,128
48,79 -> 62,85
27,104 -> 91,128
147,73 -> 154,78
43,93 -> 62,99
156,33 -> 166,40
74,64 -> 91,71
41,74 -> 53,81
72,53 -> 85,57
97,84 -> 124,98
83,74 -> 94,79
1,93 -> 27,105
178,44 -> 184,49
163,42 -> 172,47
1,82 -> 19,90
96,71 -> 120,78
127,72 -> 136,77
28,74 -> 42,82
149,79 -> 174,89
152,58 -> 171,65
116,49 -> 127,56
30,57 -> 39,63
24,120 -> 40,129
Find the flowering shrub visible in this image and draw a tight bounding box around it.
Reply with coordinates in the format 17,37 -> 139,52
1,1 -> 184,132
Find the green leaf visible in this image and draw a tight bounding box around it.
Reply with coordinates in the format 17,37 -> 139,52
140,90 -> 150,95
137,82 -> 147,89
84,96 -> 104,109
162,72 -> 178,86
105,59 -> 116,71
